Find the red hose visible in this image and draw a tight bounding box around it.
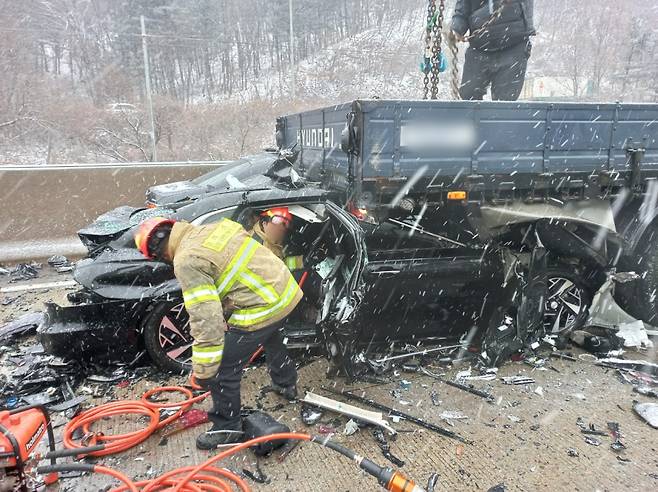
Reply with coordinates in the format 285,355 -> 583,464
54,430 -> 410,492
61,391 -> 313,490
62,400 -> 161,456
169,433 -> 311,492
63,366 -> 255,457
298,271 -> 309,288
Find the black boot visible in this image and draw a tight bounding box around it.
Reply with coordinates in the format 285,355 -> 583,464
196,425 -> 243,450
270,383 -> 297,401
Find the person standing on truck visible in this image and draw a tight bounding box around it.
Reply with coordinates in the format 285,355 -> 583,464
451,0 -> 535,101
249,207 -> 304,272
134,216 -> 301,449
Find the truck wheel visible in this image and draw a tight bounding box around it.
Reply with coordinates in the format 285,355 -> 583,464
143,300 -> 192,374
543,268 -> 593,334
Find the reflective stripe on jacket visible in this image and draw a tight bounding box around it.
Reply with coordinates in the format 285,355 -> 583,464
168,219 -> 303,378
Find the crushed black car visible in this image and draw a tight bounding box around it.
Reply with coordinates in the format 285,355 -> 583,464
40,149 -> 599,377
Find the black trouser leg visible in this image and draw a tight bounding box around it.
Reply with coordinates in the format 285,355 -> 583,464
203,321 -> 296,429
263,326 -> 297,388
459,46 -> 491,100
490,41 -> 531,101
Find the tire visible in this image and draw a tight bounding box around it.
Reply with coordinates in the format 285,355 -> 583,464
543,268 -> 594,335
142,300 -> 315,373
143,300 -> 192,373
616,225 -> 658,324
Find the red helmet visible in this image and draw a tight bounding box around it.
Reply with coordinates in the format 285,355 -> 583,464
260,207 -> 293,228
134,217 -> 176,258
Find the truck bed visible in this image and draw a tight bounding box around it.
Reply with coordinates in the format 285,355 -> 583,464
276,99 -> 658,200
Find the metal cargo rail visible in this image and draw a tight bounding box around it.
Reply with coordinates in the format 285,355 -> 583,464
276,99 -> 658,201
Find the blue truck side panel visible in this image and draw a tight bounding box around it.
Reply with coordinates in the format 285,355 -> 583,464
278,99 -> 658,191
278,102 -> 352,190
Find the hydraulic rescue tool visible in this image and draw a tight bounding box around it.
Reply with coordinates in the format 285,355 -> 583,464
0,405 -> 59,491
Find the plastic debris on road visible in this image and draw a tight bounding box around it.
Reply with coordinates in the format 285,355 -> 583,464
633,402 -> 658,429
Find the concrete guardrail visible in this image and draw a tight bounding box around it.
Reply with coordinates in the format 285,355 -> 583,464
0,161 -> 228,262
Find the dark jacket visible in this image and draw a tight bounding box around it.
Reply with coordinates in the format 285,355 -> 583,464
452,0 -> 535,52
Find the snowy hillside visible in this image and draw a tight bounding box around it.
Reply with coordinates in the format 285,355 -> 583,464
230,7 -> 453,104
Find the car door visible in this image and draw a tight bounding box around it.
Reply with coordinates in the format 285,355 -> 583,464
321,200 -> 367,324
356,220 -> 500,340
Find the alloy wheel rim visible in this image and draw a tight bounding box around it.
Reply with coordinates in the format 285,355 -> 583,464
158,302 -> 193,365
544,276 -> 585,334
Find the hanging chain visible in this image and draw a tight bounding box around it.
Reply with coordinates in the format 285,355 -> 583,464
465,0 -> 507,41
422,0 -> 437,100
429,0 -> 445,100
447,32 -> 460,100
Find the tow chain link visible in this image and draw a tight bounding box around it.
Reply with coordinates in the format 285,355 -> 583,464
422,0 -> 446,100
422,0 -> 437,99
429,0 -> 445,99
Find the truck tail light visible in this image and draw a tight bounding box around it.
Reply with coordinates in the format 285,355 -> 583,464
447,191 -> 467,201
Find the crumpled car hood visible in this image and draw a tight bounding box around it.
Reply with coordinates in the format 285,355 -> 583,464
77,206 -> 176,254
73,248 -> 180,301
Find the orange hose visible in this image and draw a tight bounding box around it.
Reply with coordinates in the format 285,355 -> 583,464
63,349 -> 300,483
64,360 -> 266,457
107,433 -> 311,492
92,464 -> 139,492
247,346 -> 264,364
62,400 -> 160,456
122,466 -> 245,492
63,387 -> 210,457
169,433 -> 311,492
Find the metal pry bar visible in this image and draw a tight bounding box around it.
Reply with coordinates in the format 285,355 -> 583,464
321,387 -> 473,445
303,392 -> 397,435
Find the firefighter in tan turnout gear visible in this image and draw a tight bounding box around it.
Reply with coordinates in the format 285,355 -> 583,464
134,215 -> 302,449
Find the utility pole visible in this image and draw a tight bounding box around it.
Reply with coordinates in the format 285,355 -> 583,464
140,15 -> 157,162
288,0 -> 296,100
